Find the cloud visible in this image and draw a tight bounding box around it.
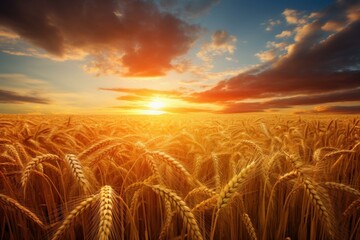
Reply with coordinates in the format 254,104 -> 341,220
263,19 -> 281,31
266,41 -> 289,50
276,30 -> 293,38
312,105 -> 360,114
296,105 -> 360,114
265,88 -> 360,107
221,88 -> 360,113
187,1 -> 360,113
255,50 -> 277,62
0,27 -> 19,39
322,20 -> 344,32
0,89 -> 50,104
0,73 -> 49,87
197,30 -> 237,62
0,0 -> 199,77
283,9 -> 308,25
174,29 -> 241,81
220,102 -> 267,113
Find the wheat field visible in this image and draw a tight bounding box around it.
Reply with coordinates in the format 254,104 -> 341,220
0,114 -> 359,240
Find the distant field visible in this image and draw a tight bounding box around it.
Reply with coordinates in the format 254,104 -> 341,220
0,114 -> 359,240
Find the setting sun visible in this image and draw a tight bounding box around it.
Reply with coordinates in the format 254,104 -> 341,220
135,98 -> 167,115
148,100 -> 165,110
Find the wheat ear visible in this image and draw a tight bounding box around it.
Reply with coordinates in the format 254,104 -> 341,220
242,213 -> 258,240
302,178 -> 336,239
65,154 -> 90,192
343,198 -> 360,217
98,185 -> 114,240
192,195 -> 218,212
158,199 -> 174,240
0,193 -> 46,229
147,184 -> 203,240
145,155 -> 162,183
324,182 -> 360,197
51,195 -> 98,240
146,151 -> 192,179
184,187 -> 216,202
78,138 -> 121,160
21,154 -> 60,187
285,153 -> 337,239
217,161 -> 256,210
5,144 -> 23,167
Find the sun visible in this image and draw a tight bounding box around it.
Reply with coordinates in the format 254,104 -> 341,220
142,98 -> 166,115
148,100 -> 165,110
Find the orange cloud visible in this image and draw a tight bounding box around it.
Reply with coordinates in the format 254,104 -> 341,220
0,0 -> 199,77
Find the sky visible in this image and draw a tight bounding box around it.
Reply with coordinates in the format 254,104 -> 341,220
0,0 -> 359,114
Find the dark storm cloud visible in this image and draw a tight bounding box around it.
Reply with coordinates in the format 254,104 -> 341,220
0,89 -> 50,104
0,0 -> 199,76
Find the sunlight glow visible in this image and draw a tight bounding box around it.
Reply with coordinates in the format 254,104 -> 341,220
148,99 -> 165,110
141,109 -> 166,115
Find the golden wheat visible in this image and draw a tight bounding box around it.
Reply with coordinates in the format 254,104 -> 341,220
147,184 -> 203,240
217,161 -> 256,210
0,115 -> 359,240
0,193 -> 46,229
98,185 -> 114,240
21,154 -> 61,187
51,195 -> 98,240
